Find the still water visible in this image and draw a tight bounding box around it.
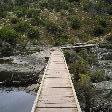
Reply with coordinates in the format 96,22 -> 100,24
0,88 -> 35,112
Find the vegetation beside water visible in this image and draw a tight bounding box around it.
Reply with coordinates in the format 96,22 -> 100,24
64,44 -> 112,111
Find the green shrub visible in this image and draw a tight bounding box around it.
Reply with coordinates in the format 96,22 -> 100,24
69,16 -> 81,30
64,50 -> 77,63
92,26 -> 105,37
64,50 -> 71,62
15,7 -> 27,18
10,17 -> 19,24
1,44 -> 13,56
70,58 -> 89,81
26,8 -> 40,18
81,0 -> 92,11
0,10 -> 7,18
107,5 -> 112,15
78,49 -> 97,65
27,27 -> 39,40
47,0 -> 69,11
77,73 -> 95,112
14,21 -> 30,34
99,19 -> 107,28
96,16 -> 107,28
0,26 -> 18,45
54,35 -> 69,46
15,10 -> 25,18
30,16 -> 43,26
106,33 -> 112,43
15,0 -> 28,6
90,69 -> 105,83
46,22 -> 62,36
68,0 -> 80,2
79,74 -> 91,88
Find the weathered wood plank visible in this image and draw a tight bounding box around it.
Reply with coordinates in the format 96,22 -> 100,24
31,48 -> 81,112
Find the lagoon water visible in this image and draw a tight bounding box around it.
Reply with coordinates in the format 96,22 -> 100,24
0,88 -> 35,112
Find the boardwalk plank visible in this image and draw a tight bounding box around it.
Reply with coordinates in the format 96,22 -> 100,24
32,48 -> 81,112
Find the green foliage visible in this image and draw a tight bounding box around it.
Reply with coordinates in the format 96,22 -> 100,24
68,0 -> 80,2
64,50 -> 71,62
0,26 -> 18,45
15,0 -> 28,6
96,16 -> 108,28
69,16 -> 81,30
54,35 -> 69,46
64,50 -> 77,63
44,0 -> 70,11
81,0 -> 112,15
26,8 -> 40,18
99,19 -> 107,28
15,7 -> 27,18
0,0 -> 111,45
107,5 -> 112,15
92,26 -> 105,37
46,22 -> 62,36
106,33 -> 112,43
64,48 -> 109,111
78,49 -> 97,65
10,17 -> 19,24
79,74 -> 91,88
27,27 -> 39,39
90,70 -> 106,83
64,49 -> 98,83
14,21 -> 30,34
77,74 -> 95,112
1,44 -> 14,57
81,0 -> 93,11
0,0 -> 112,45
0,11 -> 7,18
30,17 -> 42,26
70,58 -> 89,81
15,10 -> 25,18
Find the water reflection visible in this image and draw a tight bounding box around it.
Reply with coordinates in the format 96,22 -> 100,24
0,88 -> 35,112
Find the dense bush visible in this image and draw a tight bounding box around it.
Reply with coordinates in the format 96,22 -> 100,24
77,73 -> 95,112
0,10 -> 7,18
30,16 -> 45,26
99,19 -> 107,28
1,44 -> 14,57
14,21 -> 30,34
45,0 -> 70,11
0,0 -> 111,45
14,7 -> 27,18
64,50 -> 78,63
0,27 -> 18,45
46,22 -> 62,36
54,35 -> 69,46
10,17 -> 19,24
15,0 -> 28,6
69,16 -> 81,30
64,48 -> 111,111
26,8 -> 40,18
27,27 -> 39,39
68,0 -> 80,2
92,26 -> 105,37
90,70 -> 105,83
106,33 -> 112,42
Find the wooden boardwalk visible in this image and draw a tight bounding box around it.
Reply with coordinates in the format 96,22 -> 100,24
61,44 -> 97,49
31,48 -> 81,112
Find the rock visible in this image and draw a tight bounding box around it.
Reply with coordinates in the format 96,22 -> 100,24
26,83 -> 39,93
